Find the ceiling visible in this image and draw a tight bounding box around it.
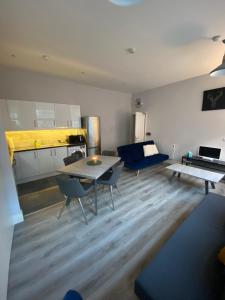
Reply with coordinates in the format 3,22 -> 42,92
0,0 -> 225,93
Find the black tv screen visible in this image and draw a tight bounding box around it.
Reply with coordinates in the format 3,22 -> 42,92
199,146 -> 221,159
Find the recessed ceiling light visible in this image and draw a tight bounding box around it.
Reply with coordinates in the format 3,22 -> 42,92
81,71 -> 85,75
42,55 -> 49,60
109,0 -> 143,7
126,47 -> 136,54
10,54 -> 16,58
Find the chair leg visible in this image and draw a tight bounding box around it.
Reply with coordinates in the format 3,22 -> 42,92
57,196 -> 69,219
110,185 -> 115,211
136,170 -> 140,176
114,184 -> 121,195
77,197 -> 88,225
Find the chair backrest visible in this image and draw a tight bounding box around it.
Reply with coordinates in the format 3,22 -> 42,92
108,162 -> 124,185
63,152 -> 83,166
56,175 -> 87,198
102,150 -> 116,157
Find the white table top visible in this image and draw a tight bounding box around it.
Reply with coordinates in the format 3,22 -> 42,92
166,163 -> 224,183
57,155 -> 121,180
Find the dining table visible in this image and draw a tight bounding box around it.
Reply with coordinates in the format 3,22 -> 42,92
57,155 -> 121,215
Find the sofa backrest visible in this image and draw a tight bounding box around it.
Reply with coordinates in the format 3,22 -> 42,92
117,140 -> 155,163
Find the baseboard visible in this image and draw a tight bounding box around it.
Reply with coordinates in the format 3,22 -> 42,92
11,209 -> 24,225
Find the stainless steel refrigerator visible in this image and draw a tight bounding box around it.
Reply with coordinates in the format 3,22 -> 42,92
81,116 -> 101,156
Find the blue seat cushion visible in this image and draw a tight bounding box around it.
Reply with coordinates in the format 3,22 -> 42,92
63,290 -> 83,300
135,193 -> 225,300
125,154 -> 169,170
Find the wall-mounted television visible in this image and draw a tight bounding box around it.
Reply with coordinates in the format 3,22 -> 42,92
199,146 -> 221,159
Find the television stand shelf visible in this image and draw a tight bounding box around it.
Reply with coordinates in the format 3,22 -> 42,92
181,156 -> 225,179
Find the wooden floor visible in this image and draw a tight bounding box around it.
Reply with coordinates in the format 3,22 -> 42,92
8,163 -> 225,300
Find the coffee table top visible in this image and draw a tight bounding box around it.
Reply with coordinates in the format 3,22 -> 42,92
166,163 -> 224,183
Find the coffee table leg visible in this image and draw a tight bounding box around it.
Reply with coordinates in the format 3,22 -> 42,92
211,182 -> 215,189
205,181 -> 209,194
94,180 -> 98,215
178,173 -> 181,178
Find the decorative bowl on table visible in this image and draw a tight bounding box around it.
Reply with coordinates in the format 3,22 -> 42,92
87,157 -> 102,166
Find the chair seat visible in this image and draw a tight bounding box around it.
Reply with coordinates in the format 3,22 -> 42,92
97,170 -> 113,184
63,290 -> 83,300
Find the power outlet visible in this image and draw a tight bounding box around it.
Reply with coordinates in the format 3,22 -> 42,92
222,138 -> 225,142
172,144 -> 176,149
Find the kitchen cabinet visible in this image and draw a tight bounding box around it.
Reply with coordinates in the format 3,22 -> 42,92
14,151 -> 39,181
55,104 -> 81,128
7,100 -> 81,130
53,147 -> 67,169
7,100 -> 36,130
14,146 -> 67,183
35,102 -> 55,128
55,104 -> 70,127
69,105 -> 81,128
38,148 -> 55,175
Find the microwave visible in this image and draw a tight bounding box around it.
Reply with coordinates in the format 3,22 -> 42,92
68,135 -> 86,144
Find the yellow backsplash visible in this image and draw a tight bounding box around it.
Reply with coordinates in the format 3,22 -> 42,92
5,128 -> 86,157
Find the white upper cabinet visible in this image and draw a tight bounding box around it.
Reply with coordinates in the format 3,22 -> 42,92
7,100 -> 81,130
35,102 -> 55,128
55,104 -> 70,128
7,100 -> 36,130
69,105 -> 81,128
55,104 -> 81,128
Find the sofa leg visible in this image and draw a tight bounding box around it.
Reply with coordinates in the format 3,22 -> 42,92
136,170 -> 140,176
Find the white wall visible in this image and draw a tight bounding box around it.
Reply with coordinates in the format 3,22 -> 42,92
0,66 -> 132,150
0,100 -> 23,300
133,74 -> 225,160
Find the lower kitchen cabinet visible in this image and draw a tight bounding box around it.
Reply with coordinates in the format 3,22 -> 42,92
14,146 -> 67,183
14,150 -> 39,181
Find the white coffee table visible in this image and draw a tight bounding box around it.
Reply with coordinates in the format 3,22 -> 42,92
166,163 -> 224,194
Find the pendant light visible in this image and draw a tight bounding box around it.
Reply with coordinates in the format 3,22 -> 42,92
210,39 -> 225,77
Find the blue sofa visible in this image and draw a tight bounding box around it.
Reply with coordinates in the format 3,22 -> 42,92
117,141 -> 169,172
135,193 -> 225,300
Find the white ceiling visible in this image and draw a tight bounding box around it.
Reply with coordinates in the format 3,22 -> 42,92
0,0 -> 225,93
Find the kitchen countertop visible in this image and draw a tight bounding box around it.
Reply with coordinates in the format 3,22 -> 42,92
13,143 -> 86,153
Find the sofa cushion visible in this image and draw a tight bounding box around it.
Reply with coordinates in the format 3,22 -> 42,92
143,144 -> 159,157
135,193 -> 225,300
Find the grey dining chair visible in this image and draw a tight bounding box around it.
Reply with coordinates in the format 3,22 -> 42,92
97,162 -> 124,210
101,150 -> 116,156
56,175 -> 94,224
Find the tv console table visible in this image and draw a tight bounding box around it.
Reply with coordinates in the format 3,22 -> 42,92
181,156 -> 225,179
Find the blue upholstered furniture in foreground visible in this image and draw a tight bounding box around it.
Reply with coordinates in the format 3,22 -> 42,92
135,193 -> 225,300
63,290 -> 83,300
117,141 -> 169,172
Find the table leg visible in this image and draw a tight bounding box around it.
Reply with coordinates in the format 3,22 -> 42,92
170,171 -> 177,181
205,181 -> 209,194
178,173 -> 181,178
94,179 -> 98,215
211,182 -> 215,189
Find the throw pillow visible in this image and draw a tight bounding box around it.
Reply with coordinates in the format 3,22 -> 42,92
143,144 -> 159,157
218,247 -> 225,265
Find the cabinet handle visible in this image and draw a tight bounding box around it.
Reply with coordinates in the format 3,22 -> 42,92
54,149 -> 56,156
34,120 -> 37,128
70,120 -> 73,127
34,151 -> 37,159
50,149 -> 52,156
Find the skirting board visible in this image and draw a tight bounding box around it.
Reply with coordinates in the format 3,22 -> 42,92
11,209 -> 24,225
